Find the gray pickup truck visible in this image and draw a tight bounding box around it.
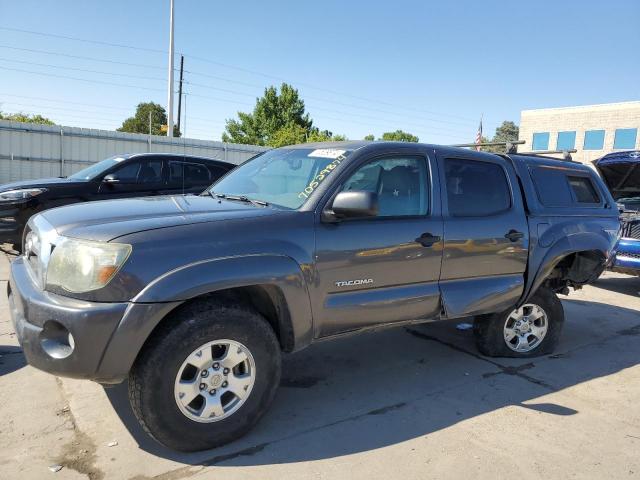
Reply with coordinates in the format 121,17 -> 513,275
9,141 -> 619,451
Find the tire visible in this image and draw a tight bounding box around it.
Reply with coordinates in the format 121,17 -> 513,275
128,298 -> 281,452
473,286 -> 564,358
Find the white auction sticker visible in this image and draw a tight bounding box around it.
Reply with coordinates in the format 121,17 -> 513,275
307,149 -> 346,159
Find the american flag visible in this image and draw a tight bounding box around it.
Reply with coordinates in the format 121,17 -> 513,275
475,117 -> 483,151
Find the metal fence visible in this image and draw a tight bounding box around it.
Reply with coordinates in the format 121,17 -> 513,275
0,120 -> 268,184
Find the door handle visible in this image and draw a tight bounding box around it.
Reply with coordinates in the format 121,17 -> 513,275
504,229 -> 524,242
416,232 -> 441,247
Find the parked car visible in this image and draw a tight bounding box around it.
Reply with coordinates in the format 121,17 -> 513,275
0,153 -> 234,250
594,150 -> 640,275
9,141 -> 619,451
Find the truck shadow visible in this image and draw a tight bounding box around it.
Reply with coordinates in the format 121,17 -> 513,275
0,345 -> 26,375
593,274 -> 640,297
104,297 -> 640,467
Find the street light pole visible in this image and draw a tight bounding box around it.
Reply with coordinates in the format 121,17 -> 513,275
166,0 -> 175,137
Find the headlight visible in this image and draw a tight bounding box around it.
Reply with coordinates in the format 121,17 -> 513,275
0,188 -> 46,201
46,237 -> 132,293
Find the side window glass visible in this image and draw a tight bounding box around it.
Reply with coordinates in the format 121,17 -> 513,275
112,161 -> 141,183
138,160 -> 163,184
340,156 -> 429,217
445,158 -> 511,216
568,176 -> 600,203
169,161 -> 183,184
184,163 -> 211,185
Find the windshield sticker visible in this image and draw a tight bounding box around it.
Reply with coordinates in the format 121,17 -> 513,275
308,149 -> 346,159
298,155 -> 346,200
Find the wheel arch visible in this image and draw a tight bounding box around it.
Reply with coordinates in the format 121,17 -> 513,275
96,255 -> 313,383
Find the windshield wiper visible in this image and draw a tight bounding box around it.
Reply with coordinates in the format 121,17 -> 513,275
211,192 -> 269,207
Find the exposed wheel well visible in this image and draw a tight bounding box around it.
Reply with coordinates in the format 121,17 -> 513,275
543,250 -> 607,293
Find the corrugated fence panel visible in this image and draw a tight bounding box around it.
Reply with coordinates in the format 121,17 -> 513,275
0,119 -> 269,184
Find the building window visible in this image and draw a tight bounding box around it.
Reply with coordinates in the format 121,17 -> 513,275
556,131 -> 576,150
583,130 -> 605,150
613,128 -> 637,150
532,132 -> 550,151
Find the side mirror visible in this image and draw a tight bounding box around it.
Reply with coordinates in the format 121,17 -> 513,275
330,191 -> 379,219
102,174 -> 120,184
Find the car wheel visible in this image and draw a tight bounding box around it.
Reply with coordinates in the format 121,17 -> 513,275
473,286 -> 564,358
128,298 -> 281,452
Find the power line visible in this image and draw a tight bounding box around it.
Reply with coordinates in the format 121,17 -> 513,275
0,44 -> 166,70
0,26 -> 167,54
0,65 -> 166,92
1,26 -> 486,124
0,93 -> 134,112
0,58 -> 165,82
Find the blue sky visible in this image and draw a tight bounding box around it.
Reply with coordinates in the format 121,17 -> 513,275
0,0 -> 638,144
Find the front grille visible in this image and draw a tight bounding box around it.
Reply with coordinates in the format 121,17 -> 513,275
621,219 -> 640,239
619,251 -> 640,260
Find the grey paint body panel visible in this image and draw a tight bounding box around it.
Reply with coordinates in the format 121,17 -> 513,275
8,141 -> 620,384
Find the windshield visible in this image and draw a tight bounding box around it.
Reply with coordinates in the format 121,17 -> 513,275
68,156 -> 127,180
210,147 -> 352,209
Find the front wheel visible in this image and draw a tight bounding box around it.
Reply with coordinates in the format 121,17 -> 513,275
128,299 -> 281,451
473,287 -> 564,358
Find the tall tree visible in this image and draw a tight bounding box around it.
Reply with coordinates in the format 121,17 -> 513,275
0,111 -> 55,125
482,121 -> 519,153
364,134 -> 375,141
223,83 -> 313,146
118,102 -> 180,137
380,130 -> 419,142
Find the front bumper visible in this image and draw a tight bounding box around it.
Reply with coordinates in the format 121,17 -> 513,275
612,238 -> 640,275
9,256 -> 129,380
9,256 -> 182,383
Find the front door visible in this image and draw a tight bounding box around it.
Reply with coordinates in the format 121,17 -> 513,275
313,151 -> 444,337
97,157 -> 165,199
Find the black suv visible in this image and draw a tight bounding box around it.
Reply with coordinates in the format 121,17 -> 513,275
0,153 -> 234,249
9,142 -> 619,451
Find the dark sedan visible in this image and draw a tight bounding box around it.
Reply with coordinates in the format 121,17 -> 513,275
0,152 -> 234,250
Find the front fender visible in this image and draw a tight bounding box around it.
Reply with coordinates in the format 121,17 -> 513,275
96,254 -> 313,383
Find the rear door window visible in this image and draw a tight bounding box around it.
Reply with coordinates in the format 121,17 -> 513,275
444,158 -> 512,216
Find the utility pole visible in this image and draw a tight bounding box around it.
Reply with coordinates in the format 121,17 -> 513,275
176,55 -> 184,133
166,0 -> 175,137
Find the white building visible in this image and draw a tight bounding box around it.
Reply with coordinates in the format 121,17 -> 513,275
518,101 -> 640,165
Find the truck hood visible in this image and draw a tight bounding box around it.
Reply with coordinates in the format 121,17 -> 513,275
40,194 -> 281,242
0,176 -> 88,192
594,151 -> 640,211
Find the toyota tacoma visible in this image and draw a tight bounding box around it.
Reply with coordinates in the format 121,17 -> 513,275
9,141 -> 619,451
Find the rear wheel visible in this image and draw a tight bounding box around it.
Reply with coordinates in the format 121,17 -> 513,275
474,286 -> 564,358
128,299 -> 281,451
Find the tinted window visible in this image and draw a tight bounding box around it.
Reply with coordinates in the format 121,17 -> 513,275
584,130 -> 605,150
532,132 -> 550,151
340,156 -> 429,217
568,176 -> 600,203
169,161 -> 211,187
138,160 -> 163,183
530,167 -> 600,207
557,131 -> 576,150
613,128 -> 637,150
444,159 -> 511,216
112,161 -> 141,182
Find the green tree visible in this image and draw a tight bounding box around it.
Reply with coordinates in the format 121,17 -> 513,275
117,102 -> 180,137
269,123 -> 308,148
223,83 -> 313,146
0,111 -> 55,125
307,129 -> 348,143
482,121 -> 519,153
364,134 -> 375,141
380,130 -> 419,142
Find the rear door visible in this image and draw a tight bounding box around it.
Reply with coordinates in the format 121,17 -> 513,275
312,147 -> 444,337
436,150 -> 529,318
